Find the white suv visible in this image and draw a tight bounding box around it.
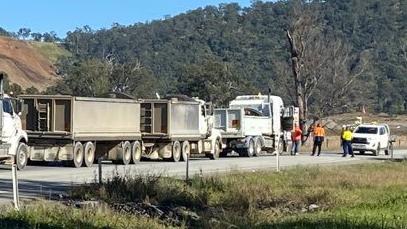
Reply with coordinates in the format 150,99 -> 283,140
351,124 -> 390,156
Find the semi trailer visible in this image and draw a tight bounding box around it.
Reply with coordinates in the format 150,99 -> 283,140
214,95 -> 298,157
0,73 -> 29,170
19,95 -> 142,167
140,96 -> 222,161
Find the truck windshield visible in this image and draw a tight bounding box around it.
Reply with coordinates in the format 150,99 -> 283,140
355,127 -> 378,134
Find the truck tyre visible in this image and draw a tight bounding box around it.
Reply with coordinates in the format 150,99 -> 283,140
181,141 -> 190,161
84,142 -> 95,167
219,149 -> 228,157
373,144 -> 380,156
245,139 -> 255,157
384,144 -> 390,156
15,142 -> 29,170
72,142 -> 84,168
119,141 -> 132,165
172,141 -> 181,162
132,141 -> 142,163
254,138 -> 262,156
209,139 -> 221,160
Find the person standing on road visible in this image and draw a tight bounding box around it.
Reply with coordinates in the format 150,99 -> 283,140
291,124 -> 302,155
340,125 -> 346,154
342,127 -> 354,157
311,123 -> 325,156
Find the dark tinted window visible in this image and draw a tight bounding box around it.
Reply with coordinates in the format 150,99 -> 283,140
3,99 -> 13,115
355,127 -> 378,134
379,127 -> 385,135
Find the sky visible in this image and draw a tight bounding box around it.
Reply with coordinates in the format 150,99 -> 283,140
0,0 -> 257,37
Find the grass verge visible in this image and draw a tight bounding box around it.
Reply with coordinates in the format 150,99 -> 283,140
0,201 -> 168,229
1,161 -> 407,228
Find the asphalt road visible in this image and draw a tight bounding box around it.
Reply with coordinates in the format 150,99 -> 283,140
0,150 -> 406,205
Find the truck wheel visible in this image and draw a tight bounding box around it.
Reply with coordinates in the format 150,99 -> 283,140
15,142 -> 29,170
384,144 -> 390,156
71,142 -> 84,168
245,139 -> 255,157
120,141 -> 132,165
219,150 -> 228,157
373,144 -> 380,156
181,141 -> 190,161
132,141 -> 142,163
172,141 -> 181,162
254,138 -> 262,156
84,142 -> 95,167
209,139 -> 221,160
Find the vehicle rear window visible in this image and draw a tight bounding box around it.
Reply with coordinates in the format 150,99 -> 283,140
355,127 -> 378,134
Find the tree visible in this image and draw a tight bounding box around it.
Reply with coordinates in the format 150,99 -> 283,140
42,31 -> 59,42
25,86 -> 40,94
0,27 -> 11,37
178,60 -> 254,106
109,57 -> 160,98
31,32 -> 42,41
285,1 -> 370,119
17,28 -> 31,40
53,58 -> 110,97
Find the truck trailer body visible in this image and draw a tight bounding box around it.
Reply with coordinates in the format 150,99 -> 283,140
140,97 -> 222,161
19,95 -> 142,167
214,95 -> 297,157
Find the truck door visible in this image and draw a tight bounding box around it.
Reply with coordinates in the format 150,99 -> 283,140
2,98 -> 15,142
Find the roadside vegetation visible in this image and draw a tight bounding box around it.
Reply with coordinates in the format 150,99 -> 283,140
1,161 -> 407,228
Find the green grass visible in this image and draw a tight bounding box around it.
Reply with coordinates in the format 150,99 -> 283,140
2,161 -> 407,228
30,41 -> 71,64
0,202 -> 169,229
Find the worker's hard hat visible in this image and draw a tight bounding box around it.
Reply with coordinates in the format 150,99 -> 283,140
342,125 -> 346,128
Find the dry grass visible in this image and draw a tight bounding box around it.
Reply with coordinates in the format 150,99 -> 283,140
2,161 -> 407,228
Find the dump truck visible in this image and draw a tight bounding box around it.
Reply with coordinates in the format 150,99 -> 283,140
0,73 -> 29,170
19,95 -> 141,167
214,95 -> 297,157
140,96 -> 222,161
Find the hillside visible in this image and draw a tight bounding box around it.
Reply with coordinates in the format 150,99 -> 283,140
0,36 -> 68,90
57,0 -> 406,114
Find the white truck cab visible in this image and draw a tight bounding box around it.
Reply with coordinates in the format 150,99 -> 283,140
214,94 -> 297,157
0,74 -> 29,169
352,124 -> 390,156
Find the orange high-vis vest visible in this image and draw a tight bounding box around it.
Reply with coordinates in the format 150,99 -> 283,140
313,126 -> 325,137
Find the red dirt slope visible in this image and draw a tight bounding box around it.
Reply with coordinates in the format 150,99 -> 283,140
0,36 -> 58,90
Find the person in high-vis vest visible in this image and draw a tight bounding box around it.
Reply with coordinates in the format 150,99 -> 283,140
342,127 -> 354,157
291,124 -> 302,155
311,123 -> 325,156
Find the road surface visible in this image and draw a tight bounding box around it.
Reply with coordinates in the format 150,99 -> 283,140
0,150 -> 406,204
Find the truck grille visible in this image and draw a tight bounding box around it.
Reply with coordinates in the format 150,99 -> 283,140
352,137 -> 368,144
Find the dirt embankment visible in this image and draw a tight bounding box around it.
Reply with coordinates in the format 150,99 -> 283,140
0,36 -> 59,90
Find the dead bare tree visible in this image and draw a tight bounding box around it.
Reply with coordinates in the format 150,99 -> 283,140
317,40 -> 370,115
285,1 -> 324,121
